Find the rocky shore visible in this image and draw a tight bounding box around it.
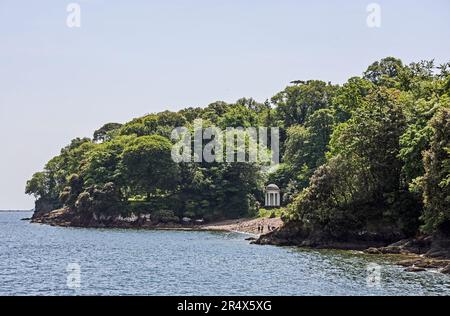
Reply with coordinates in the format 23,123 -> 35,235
364,236 -> 450,274
254,222 -> 450,275
31,208 -> 283,237
30,208 -> 449,274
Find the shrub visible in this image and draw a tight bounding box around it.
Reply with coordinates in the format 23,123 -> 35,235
151,210 -> 179,224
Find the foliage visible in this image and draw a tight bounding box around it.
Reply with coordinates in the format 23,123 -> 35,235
271,80 -> 337,128
75,182 -> 125,215
93,123 -> 122,143
258,208 -> 285,218
420,108 -> 450,234
121,135 -> 179,196
26,57 -> 450,237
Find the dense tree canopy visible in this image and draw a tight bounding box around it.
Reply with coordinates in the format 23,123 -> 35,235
420,108 -> 450,233
93,123 -> 123,143
121,135 -> 179,197
27,57 -> 450,236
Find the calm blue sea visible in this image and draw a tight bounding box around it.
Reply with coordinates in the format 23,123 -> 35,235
1,211 -> 449,295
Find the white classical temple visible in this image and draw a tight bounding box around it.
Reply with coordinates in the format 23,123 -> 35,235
265,184 -> 281,207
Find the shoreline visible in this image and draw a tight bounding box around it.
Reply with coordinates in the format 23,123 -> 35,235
28,210 -> 450,275
200,217 -> 283,236
30,209 -> 283,238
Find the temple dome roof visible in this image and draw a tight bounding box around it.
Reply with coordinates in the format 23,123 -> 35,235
266,184 -> 280,191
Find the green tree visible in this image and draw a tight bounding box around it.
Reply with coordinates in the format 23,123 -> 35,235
75,183 -> 124,215
25,172 -> 48,199
329,88 -> 406,197
398,98 -> 437,186
289,88 -> 415,236
59,174 -> 84,210
218,104 -> 259,128
272,80 -> 336,128
121,135 -> 179,197
332,77 -> 373,122
120,111 -> 186,138
363,57 -> 405,88
420,108 -> 450,233
93,123 -> 122,143
82,135 -> 135,188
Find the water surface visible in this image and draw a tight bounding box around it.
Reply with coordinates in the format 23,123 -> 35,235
1,211 -> 449,295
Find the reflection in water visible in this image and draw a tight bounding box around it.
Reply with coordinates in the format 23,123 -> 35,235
0,212 -> 449,295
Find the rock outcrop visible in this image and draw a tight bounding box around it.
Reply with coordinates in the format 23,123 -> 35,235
31,208 -> 197,230
255,221 -> 450,274
254,221 -> 404,250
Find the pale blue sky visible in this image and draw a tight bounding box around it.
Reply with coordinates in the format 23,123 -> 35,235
0,0 -> 449,209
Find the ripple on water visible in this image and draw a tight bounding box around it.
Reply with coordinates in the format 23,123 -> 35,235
0,212 -> 449,296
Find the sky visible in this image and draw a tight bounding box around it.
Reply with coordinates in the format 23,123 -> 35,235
0,0 -> 449,209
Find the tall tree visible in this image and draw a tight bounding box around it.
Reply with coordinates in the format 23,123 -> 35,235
420,108 -> 450,233
121,135 -> 179,197
93,123 -> 122,143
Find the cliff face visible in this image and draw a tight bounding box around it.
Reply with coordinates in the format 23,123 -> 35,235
31,198 -> 61,220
